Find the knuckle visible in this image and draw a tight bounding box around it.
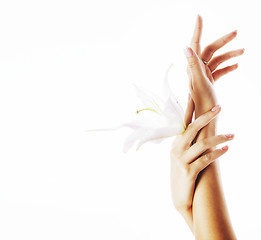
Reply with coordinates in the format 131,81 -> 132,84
225,67 -> 231,73
192,40 -> 200,44
202,153 -> 211,162
188,60 -> 198,68
227,52 -> 233,58
222,38 -> 229,45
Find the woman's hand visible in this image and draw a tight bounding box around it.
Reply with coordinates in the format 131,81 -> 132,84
190,15 -> 244,83
185,15 -> 244,116
170,95 -> 234,231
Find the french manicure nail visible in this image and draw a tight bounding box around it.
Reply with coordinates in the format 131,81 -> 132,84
225,134 -> 234,139
184,47 -> 193,58
211,105 -> 221,112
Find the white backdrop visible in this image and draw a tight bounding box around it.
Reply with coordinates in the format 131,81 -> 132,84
0,0 -> 260,239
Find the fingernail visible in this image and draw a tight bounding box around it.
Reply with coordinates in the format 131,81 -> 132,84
211,105 -> 221,112
225,134 -> 234,139
188,93 -> 191,101
222,145 -> 229,151
184,47 -> 193,58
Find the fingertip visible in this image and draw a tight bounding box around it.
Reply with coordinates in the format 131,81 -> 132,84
234,63 -> 239,68
225,133 -> 235,139
211,104 -> 221,112
226,30 -> 237,41
197,14 -> 202,23
231,63 -> 239,70
184,47 -> 193,58
221,145 -> 229,151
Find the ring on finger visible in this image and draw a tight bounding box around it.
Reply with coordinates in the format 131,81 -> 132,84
202,59 -> 208,65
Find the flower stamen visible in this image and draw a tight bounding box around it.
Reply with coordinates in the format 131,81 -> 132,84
136,108 -> 158,114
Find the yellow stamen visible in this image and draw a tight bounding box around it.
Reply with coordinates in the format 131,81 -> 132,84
136,108 -> 158,114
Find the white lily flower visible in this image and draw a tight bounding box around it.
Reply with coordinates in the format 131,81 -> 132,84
88,64 -> 186,153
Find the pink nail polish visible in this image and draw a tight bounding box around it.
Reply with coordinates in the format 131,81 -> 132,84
222,145 -> 229,151
211,105 -> 221,112
184,47 -> 193,58
225,134 -> 234,139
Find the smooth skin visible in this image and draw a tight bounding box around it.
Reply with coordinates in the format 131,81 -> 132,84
170,98 -> 234,233
170,15 -> 243,239
183,15 -> 243,239
185,16 -> 244,116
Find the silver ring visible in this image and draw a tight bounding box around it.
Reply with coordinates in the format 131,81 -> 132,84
202,59 -> 208,65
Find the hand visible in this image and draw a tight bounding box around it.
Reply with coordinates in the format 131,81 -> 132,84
190,15 -> 244,83
185,15 -> 244,115
170,95 -> 234,229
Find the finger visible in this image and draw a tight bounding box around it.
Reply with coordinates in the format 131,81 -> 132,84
181,104 -> 221,147
208,48 -> 244,72
183,134 -> 234,164
190,145 -> 229,176
212,64 -> 238,81
184,47 -> 205,79
184,94 -> 195,127
201,30 -> 237,62
190,15 -> 203,55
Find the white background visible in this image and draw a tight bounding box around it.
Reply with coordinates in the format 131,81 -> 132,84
0,0 -> 260,239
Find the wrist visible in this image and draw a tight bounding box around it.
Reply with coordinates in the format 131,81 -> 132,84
191,91 -> 217,118
194,105 -> 219,149
194,102 -> 217,117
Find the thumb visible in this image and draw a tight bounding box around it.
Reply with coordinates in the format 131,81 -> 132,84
184,47 -> 204,78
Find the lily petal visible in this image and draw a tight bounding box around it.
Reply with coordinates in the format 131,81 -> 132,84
135,126 -> 185,151
88,63 -> 186,154
86,119 -> 152,133
123,129 -> 147,153
150,138 -> 165,144
164,96 -> 185,128
132,83 -> 165,114
163,63 -> 174,97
